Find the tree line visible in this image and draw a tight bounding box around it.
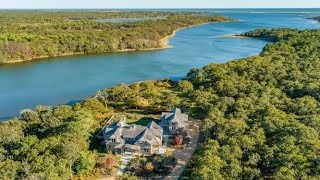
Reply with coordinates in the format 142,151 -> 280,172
0,80 -> 185,179
311,16 -> 320,22
182,28 -> 320,179
1,19 -> 320,180
0,10 -> 231,63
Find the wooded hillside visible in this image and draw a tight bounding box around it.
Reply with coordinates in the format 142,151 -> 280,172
183,28 -> 320,179
0,11 -> 231,63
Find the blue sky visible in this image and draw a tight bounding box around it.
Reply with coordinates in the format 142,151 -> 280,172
1,0 -> 320,9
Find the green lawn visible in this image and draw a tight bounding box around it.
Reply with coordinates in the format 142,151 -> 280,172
126,118 -> 160,126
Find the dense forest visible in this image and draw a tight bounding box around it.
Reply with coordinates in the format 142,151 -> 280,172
1,12 -> 320,179
0,80 -> 185,179
183,28 -> 320,179
1,28 -> 319,179
0,10 -> 231,63
0,101 -> 110,179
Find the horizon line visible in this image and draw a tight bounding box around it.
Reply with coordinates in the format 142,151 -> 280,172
1,7 -> 320,10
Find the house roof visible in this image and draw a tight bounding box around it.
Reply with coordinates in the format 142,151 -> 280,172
103,119 -> 163,147
116,119 -> 126,127
172,107 -> 182,114
122,125 -> 147,139
147,121 -> 163,138
147,121 -> 162,130
123,144 -> 141,150
105,127 -> 122,142
160,108 -> 188,128
114,141 -> 125,149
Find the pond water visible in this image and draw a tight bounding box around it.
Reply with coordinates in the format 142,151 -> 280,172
0,9 -> 319,120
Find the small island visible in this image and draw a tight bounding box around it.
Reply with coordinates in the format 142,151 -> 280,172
311,16 -> 320,22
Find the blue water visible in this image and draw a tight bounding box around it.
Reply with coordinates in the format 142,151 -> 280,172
0,9 -> 320,120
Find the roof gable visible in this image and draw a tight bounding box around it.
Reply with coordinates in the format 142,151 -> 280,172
104,119 -> 163,146
122,125 -> 146,139
161,108 -> 188,124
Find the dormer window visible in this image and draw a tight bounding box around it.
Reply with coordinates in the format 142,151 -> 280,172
172,123 -> 176,129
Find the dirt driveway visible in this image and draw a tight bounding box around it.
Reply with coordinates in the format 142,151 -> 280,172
163,121 -> 200,180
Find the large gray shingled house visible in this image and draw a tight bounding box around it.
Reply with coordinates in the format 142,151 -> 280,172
97,119 -> 163,156
97,108 -> 188,156
159,108 -> 188,135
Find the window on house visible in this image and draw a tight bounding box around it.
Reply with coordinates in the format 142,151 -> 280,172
111,139 -> 116,143
144,148 -> 149,152
172,123 -> 176,129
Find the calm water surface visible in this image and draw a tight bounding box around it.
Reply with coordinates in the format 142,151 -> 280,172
1,9 -> 320,120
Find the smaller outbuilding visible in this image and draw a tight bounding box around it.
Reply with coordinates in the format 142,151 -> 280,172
159,108 -> 188,135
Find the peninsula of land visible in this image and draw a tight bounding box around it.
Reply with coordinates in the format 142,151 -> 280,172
311,16 -> 320,22
1,26 -> 320,179
0,11 -> 232,64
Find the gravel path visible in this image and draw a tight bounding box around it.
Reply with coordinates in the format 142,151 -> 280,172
163,121 -> 200,180
117,155 -> 133,176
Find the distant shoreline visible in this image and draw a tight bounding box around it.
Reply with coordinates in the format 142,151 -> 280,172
2,23 -> 213,65
218,34 -> 249,38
